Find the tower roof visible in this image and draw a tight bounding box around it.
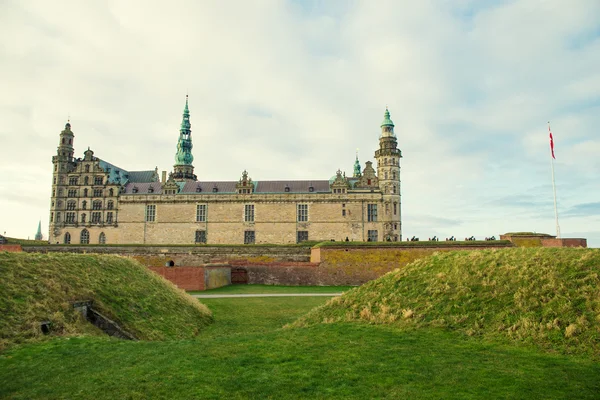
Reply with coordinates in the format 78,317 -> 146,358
380,107 -> 394,128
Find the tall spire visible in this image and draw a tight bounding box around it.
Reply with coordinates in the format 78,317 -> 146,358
35,220 -> 43,241
353,149 -> 362,177
172,95 -> 197,181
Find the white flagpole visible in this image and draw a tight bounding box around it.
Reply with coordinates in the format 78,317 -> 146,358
549,122 -> 561,238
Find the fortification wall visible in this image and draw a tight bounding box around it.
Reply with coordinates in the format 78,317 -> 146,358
0,245 -> 22,252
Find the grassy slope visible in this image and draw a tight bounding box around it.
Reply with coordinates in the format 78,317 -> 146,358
0,252 -> 212,349
291,248 -> 600,358
1,297 -> 599,399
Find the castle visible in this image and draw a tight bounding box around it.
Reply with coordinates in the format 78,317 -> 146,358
49,97 -> 402,245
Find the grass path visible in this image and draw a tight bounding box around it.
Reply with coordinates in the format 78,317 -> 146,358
1,296 -> 599,399
189,284 -> 355,295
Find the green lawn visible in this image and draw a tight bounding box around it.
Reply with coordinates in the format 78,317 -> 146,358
1,295 -> 599,399
189,284 -> 355,295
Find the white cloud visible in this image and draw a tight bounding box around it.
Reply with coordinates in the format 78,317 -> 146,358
0,0 -> 598,247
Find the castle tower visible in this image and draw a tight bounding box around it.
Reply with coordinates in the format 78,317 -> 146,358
172,95 -> 197,181
50,121 -> 75,240
374,108 -> 402,241
35,220 -> 43,241
353,150 -> 362,178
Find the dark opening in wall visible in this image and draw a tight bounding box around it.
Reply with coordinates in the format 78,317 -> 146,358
166,260 -> 175,267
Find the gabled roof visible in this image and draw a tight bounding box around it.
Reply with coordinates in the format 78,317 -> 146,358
123,182 -> 163,194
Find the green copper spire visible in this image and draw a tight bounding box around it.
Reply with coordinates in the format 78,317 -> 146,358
175,95 -> 194,166
380,106 -> 394,128
353,149 -> 362,177
35,220 -> 42,241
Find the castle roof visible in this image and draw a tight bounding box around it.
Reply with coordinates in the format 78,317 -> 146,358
98,160 -> 158,185
122,180 -> 336,194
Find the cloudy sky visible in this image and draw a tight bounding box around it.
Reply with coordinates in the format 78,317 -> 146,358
1,0 -> 598,247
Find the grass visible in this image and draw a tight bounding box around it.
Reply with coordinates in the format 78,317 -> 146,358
0,252 -> 212,350
189,284 -> 354,295
313,240 -> 513,247
291,247 -> 600,358
1,297 -> 599,399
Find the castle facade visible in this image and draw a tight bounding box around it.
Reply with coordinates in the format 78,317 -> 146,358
49,98 -> 402,245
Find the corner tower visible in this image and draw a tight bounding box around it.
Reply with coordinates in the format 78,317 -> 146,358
50,121 -> 75,240
172,95 -> 197,181
374,108 -> 402,241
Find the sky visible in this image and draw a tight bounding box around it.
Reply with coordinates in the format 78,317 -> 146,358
0,0 -> 598,247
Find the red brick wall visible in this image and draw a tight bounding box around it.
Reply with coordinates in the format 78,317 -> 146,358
540,238 -> 587,248
149,266 -> 206,291
0,245 -> 22,252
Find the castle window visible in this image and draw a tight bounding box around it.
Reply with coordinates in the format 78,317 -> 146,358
146,205 -> 156,222
68,189 -> 77,197
297,231 -> 308,243
244,204 -> 254,222
367,204 -> 377,222
132,187 -> 138,193
212,187 -> 218,193
394,223 -> 398,230
99,232 -> 106,244
285,186 -> 290,193
393,203 -> 397,215
80,229 -> 89,244
57,200 -> 63,208
195,230 -> 207,244
92,200 -> 102,210
66,201 -> 76,211
50,212 -> 54,222
91,212 -> 102,224
109,188 -> 114,196
196,186 -> 202,193
85,165 -> 90,173
56,213 -> 61,223
63,232 -> 71,244
342,209 -> 346,217
82,200 -> 87,210
367,230 -> 378,242
393,185 -> 396,194
196,204 -> 207,222
84,177 -> 89,185
392,171 -> 396,180
55,165 -> 57,172
58,189 -> 63,196
81,213 -> 86,223
106,212 -> 113,224
93,189 -> 103,197
69,139 -> 72,145
244,230 -> 255,244
367,179 -> 371,185
297,204 -> 308,222
69,177 -> 78,185
384,172 -> 388,180
53,177 -> 57,184
107,201 -> 114,210
52,189 -> 56,197
83,188 -> 88,197
65,212 -> 76,224
148,186 -> 154,193
309,186 -> 314,192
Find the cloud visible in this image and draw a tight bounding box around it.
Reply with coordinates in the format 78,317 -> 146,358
0,0 -> 598,248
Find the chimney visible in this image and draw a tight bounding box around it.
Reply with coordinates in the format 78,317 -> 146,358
162,171 -> 167,183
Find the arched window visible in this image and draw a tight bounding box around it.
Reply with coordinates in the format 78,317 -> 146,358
64,232 -> 71,244
84,188 -> 88,197
84,176 -> 89,185
393,185 -> 396,194
85,165 -> 90,173
92,200 -> 102,210
109,188 -> 114,196
99,232 -> 106,244
107,200 -> 114,210
80,229 -> 89,244
392,171 -> 396,180
81,213 -> 86,223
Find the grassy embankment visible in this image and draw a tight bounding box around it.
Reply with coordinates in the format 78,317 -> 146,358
1,248 -> 599,399
189,284 -> 354,295
291,247 -> 600,358
0,252 -> 212,350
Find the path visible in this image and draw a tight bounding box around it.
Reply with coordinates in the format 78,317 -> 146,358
192,293 -> 343,298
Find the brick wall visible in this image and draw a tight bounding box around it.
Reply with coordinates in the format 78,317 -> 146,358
149,266 -> 206,291
0,244 -> 23,252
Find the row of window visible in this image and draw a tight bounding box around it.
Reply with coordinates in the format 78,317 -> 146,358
383,171 -> 398,180
145,203 -> 390,223
58,176 -> 104,186
53,188 -> 115,198
52,211 -> 115,224
64,200 -> 114,210
63,230 -> 106,244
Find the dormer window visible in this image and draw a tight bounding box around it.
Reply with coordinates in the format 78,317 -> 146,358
212,187 -> 218,193
196,186 -> 202,193
284,186 -> 290,193
148,186 -> 154,193
132,186 -> 138,193
309,186 -> 314,192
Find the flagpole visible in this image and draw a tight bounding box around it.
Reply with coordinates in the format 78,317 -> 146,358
549,122 -> 561,238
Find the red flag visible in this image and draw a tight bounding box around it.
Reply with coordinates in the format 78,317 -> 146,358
549,125 -> 555,159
